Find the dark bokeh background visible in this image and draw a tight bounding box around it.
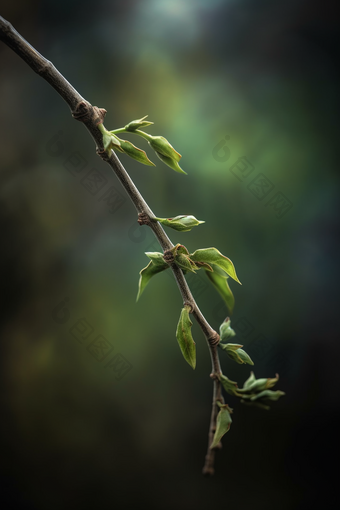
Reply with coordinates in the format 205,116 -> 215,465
0,1 -> 339,508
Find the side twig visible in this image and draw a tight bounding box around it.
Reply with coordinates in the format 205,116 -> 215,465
0,16 -> 224,475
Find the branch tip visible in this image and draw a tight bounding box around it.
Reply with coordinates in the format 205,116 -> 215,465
96,147 -> 111,161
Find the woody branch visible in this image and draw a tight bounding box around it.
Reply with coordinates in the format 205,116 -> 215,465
0,15 -> 224,475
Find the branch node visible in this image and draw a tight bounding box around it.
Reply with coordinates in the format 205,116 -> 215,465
96,147 -> 110,161
72,102 -> 106,126
163,249 -> 175,265
72,101 -> 92,122
93,106 -> 107,125
207,332 -> 220,347
137,212 -> 150,226
183,302 -> 194,313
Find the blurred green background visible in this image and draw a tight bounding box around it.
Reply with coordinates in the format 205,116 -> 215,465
0,1 -> 339,509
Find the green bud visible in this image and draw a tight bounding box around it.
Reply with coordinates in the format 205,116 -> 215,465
154,215 -> 205,232
219,317 -> 236,341
176,253 -> 198,273
220,344 -> 254,366
124,115 -> 154,131
148,135 -> 182,162
169,244 -> 199,273
98,123 -> 123,154
238,373 -> 280,394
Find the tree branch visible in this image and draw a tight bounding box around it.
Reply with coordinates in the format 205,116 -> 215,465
0,15 -> 224,475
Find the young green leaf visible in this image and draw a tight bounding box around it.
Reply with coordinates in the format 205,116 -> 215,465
116,138 -> 155,166
145,252 -> 166,264
176,305 -> 196,369
190,248 -> 241,284
205,265 -> 235,313
220,343 -> 242,351
250,390 -> 285,402
210,403 -> 233,449
137,254 -> 169,301
153,215 -> 205,232
219,374 -> 243,397
154,150 -> 187,175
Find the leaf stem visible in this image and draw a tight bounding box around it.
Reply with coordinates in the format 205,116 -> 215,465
110,127 -> 126,134
133,129 -> 153,141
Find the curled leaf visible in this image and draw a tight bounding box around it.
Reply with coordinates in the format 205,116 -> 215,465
205,265 -> 235,313
210,403 -> 233,449
154,215 -> 205,232
137,252 -> 169,301
238,372 -> 285,409
219,374 -> 243,397
190,248 -> 241,284
250,390 -> 285,402
154,151 -> 187,175
238,373 -> 279,393
242,371 -> 257,390
116,138 -> 155,166
176,305 -> 196,369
